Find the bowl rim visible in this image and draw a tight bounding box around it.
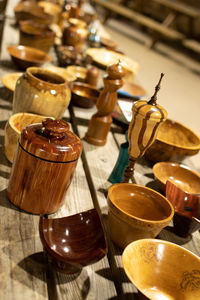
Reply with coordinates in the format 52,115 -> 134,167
156,118 -> 200,150
8,112 -> 48,134
1,72 -> 23,91
153,161 -> 200,193
122,238 -> 200,296
7,45 -> 51,63
107,183 -> 174,225
39,208 -> 108,264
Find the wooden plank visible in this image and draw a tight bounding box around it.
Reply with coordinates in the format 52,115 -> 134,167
70,104 -> 138,297
153,0 -> 200,18
94,0 -> 184,40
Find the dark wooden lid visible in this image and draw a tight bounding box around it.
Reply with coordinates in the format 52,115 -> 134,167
19,119 -> 82,162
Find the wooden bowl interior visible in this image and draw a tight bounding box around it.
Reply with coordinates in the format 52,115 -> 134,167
109,184 -> 172,221
10,113 -> 46,133
1,72 -> 23,91
7,45 -> 51,63
39,209 -> 107,264
72,82 -> 99,101
122,239 -> 200,299
157,119 -> 200,149
154,162 -> 200,194
66,66 -> 87,79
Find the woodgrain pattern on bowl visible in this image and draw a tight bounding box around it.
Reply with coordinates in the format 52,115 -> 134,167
39,209 -> 108,274
166,180 -> 200,237
153,162 -> 200,194
122,239 -> 200,300
7,45 -> 51,70
144,118 -> 200,162
107,183 -> 174,248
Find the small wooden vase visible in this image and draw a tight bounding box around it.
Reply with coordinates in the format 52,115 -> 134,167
62,18 -> 88,52
84,61 -> 126,146
7,119 -> 82,214
13,67 -> 71,119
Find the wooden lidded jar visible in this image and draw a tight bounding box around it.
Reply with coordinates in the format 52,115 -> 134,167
7,119 -> 82,214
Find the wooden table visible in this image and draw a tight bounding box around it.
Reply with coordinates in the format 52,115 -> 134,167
0,1 -> 200,299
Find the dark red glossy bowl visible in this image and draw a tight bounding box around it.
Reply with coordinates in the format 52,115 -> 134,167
39,208 -> 107,274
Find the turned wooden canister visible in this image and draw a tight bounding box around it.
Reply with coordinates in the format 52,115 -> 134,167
7,119 -> 82,214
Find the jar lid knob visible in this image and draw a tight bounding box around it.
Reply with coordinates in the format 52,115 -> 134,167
42,119 -> 70,139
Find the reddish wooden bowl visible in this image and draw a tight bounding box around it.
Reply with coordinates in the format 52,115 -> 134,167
70,81 -> 100,108
7,45 -> 51,70
166,180 -> 200,238
39,209 -> 107,274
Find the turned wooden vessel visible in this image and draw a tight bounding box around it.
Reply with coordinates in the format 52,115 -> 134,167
84,61 -> 126,146
7,119 -> 82,214
13,67 -> 71,118
123,73 -> 167,183
4,112 -> 50,163
62,18 -> 88,52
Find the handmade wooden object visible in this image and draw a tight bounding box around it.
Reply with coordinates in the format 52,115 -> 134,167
39,208 -> 107,274
84,61 -> 126,146
13,67 -> 71,118
123,73 -> 167,182
166,180 -> 200,237
7,119 -> 82,214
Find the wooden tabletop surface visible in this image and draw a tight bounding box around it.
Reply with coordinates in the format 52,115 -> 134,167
0,0 -> 199,299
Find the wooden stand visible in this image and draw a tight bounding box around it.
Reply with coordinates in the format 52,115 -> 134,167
84,61 -> 126,146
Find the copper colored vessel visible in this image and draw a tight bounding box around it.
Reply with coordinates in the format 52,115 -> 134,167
7,119 -> 82,214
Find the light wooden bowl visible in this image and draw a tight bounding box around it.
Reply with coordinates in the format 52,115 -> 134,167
46,66 -> 77,82
66,65 -> 87,82
7,45 -> 51,70
1,72 -> 23,92
107,183 -> 174,249
153,162 -> 200,194
122,239 -> 200,300
144,119 -> 200,163
4,112 -> 49,163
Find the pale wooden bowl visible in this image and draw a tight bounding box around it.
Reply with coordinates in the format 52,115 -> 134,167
122,239 -> 200,300
153,162 -> 200,194
1,72 -> 23,92
4,112 -> 49,163
107,183 -> 174,249
144,119 -> 200,163
46,66 -> 77,82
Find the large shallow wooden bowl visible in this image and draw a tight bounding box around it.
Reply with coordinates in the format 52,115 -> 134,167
7,45 -> 51,70
153,162 -> 200,194
107,183 -> 174,249
38,1 -> 62,24
39,209 -> 107,274
144,118 -> 200,163
122,239 -> 200,300
85,48 -> 139,81
4,112 -> 49,163
66,65 -> 87,82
